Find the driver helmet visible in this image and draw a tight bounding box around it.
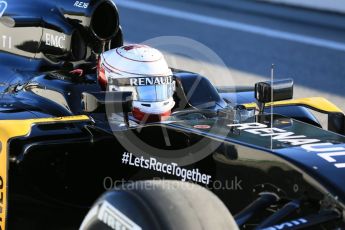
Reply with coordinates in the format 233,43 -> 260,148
97,44 -> 176,122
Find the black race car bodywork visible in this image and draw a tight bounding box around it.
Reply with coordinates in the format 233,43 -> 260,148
1,0 -> 345,229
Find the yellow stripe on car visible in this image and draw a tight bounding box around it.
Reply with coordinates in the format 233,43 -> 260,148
243,97 -> 344,114
0,115 -> 89,230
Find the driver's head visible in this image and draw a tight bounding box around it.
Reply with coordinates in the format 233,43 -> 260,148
97,44 -> 176,122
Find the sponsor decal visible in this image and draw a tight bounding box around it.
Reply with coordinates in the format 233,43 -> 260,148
228,123 -> 345,168
261,218 -> 307,230
45,33 -> 66,49
0,176 -> 3,230
0,1 -> 7,18
122,152 -> 212,185
74,1 -> 89,8
193,124 -> 211,129
1,35 -> 11,49
98,201 -> 142,230
129,76 -> 173,86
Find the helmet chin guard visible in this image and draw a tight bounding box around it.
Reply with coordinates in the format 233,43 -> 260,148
132,98 -> 175,122
98,44 -> 175,122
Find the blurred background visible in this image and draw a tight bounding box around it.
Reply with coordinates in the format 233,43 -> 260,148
115,0 -> 345,118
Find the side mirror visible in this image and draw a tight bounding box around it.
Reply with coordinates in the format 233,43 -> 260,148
255,79 -> 293,113
255,79 -> 293,103
82,91 -> 133,126
82,91 -> 133,113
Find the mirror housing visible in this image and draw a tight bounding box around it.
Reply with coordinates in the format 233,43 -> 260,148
255,79 -> 294,103
82,91 -> 133,113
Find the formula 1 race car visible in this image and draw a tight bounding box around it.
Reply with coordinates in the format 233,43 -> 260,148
1,0 -> 345,230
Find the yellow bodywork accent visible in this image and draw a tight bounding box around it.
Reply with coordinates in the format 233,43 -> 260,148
243,97 -> 344,114
0,115 -> 89,230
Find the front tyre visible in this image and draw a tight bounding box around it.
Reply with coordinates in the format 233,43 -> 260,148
80,180 -> 238,230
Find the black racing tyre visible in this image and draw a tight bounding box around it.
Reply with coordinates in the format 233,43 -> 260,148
80,180 -> 238,230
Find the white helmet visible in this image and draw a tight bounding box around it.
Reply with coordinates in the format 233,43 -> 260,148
97,44 -> 176,122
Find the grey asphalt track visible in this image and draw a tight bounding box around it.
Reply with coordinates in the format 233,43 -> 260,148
116,0 -> 345,116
